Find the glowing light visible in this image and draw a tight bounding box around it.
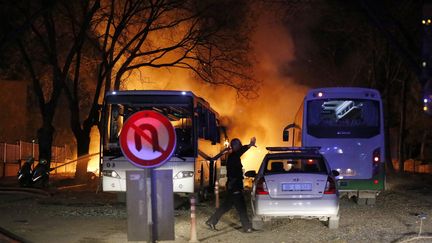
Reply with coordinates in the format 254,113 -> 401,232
318,92 -> 323,97
424,98 -> 428,103
374,156 -> 379,162
428,19 -> 431,24
423,19 -> 426,24
374,180 -> 379,184
424,106 -> 428,111
181,91 -> 186,95
112,91 -> 117,95
422,61 -> 427,67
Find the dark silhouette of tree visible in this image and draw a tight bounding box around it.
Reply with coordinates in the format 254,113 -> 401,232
2,0 -> 257,182
3,0 -> 100,169
277,0 -> 430,173
68,0 -> 257,181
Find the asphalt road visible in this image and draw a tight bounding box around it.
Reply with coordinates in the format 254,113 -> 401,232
0,173 -> 432,243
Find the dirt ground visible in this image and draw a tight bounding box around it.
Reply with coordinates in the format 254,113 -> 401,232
1,173 -> 432,243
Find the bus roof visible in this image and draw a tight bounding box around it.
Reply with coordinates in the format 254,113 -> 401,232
306,87 -> 381,100
105,90 -> 196,98
104,90 -> 218,115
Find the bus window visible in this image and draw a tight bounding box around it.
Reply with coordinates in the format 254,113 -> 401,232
209,112 -> 219,144
109,104 -> 123,144
307,99 -> 380,138
105,100 -> 194,156
197,104 -> 204,138
173,118 -> 194,157
198,103 -> 211,139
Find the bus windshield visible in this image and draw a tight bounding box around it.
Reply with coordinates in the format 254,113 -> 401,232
104,95 -> 194,157
307,99 -> 380,138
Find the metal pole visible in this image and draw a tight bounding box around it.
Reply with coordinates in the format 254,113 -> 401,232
32,140 -> 35,158
2,143 -> 6,178
189,195 -> 198,242
146,168 -> 155,243
18,140 -> 22,169
215,181 -> 219,209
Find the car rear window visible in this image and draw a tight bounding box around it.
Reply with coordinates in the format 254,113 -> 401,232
264,156 -> 328,174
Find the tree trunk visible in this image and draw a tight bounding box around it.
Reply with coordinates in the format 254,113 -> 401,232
37,121 -> 54,166
398,78 -> 407,173
74,132 -> 91,183
420,131 -> 428,160
383,80 -> 395,173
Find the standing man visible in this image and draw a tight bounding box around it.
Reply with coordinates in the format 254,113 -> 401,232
206,137 -> 256,233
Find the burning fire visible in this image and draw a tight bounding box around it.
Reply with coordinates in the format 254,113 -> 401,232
86,6 -> 310,173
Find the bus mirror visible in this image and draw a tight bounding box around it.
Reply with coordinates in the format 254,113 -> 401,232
244,170 -> 257,178
283,130 -> 289,142
331,170 -> 340,177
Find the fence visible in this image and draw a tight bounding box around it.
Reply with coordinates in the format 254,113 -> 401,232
0,141 -> 72,178
392,159 -> 432,174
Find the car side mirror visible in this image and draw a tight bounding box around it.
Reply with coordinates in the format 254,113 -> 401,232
331,170 -> 340,177
244,170 -> 257,178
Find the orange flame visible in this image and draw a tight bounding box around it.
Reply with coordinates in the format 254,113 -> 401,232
87,9 -> 310,173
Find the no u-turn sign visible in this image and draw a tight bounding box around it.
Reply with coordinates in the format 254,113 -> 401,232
119,110 -> 177,168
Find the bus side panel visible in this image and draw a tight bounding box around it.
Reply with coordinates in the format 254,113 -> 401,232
337,163 -> 385,191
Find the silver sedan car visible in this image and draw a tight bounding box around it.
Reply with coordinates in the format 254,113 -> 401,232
245,147 -> 340,229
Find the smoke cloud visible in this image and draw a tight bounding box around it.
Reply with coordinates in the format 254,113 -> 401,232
86,5 -> 310,173
121,9 -> 310,171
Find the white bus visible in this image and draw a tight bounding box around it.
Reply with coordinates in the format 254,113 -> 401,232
101,90 -> 228,198
284,87 -> 385,204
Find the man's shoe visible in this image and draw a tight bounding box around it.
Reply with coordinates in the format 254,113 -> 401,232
244,227 -> 253,233
205,220 -> 217,231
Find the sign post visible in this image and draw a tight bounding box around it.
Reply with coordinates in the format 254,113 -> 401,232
121,111 -> 176,242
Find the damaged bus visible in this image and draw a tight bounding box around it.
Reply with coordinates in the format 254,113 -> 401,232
101,90 -> 228,198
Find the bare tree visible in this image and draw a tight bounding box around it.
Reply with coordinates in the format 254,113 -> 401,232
12,0 -> 100,167
281,1 -> 429,173
64,0 -> 258,181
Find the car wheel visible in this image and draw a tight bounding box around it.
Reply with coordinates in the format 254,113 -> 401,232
252,216 -> 264,230
328,216 -> 339,229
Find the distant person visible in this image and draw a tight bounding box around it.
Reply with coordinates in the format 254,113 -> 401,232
18,157 -> 34,187
206,137 -> 256,233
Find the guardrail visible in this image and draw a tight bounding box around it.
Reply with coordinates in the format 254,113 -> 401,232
0,141 -> 72,178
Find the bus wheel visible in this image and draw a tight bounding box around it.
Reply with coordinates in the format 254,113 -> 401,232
366,198 -> 376,205
355,197 -> 367,205
198,187 -> 210,202
117,192 -> 126,203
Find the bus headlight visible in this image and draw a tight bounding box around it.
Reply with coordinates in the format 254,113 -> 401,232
103,170 -> 120,179
174,171 -> 194,179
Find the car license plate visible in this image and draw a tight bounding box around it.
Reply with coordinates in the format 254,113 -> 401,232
282,183 -> 312,191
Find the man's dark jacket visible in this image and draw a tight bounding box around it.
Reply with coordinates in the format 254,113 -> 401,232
226,145 -> 250,192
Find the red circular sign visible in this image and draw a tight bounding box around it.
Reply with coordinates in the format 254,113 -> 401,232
119,110 -> 176,168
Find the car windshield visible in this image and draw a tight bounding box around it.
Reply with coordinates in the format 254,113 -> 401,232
264,156 -> 328,175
